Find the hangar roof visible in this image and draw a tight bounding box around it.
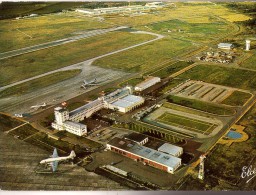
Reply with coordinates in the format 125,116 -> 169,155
108,137 -> 181,169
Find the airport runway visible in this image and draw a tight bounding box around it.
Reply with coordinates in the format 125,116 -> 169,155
0,31 -> 164,114
0,30 -> 164,91
0,26 -> 128,60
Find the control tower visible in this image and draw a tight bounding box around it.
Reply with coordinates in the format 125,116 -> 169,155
246,40 -> 251,51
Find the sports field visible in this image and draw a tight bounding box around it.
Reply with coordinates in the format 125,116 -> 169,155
157,112 -> 216,135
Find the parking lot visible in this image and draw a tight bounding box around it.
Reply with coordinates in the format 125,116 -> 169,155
169,80 -> 235,104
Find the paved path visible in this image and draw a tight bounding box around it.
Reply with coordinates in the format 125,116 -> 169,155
0,31 -> 164,91
0,26 -> 128,60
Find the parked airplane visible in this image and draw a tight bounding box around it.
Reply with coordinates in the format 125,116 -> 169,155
30,102 -> 47,109
40,148 -> 76,172
81,78 -> 99,89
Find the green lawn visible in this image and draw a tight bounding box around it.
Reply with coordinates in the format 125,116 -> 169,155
93,37 -> 193,73
178,64 -> 256,91
0,31 -> 154,86
167,95 -> 236,115
149,61 -> 193,78
157,112 -> 215,135
221,90 -> 252,106
0,70 -> 81,98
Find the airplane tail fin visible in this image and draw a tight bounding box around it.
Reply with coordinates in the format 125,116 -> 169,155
69,150 -> 76,159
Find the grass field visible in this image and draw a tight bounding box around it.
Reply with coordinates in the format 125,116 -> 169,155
149,61 -> 193,78
167,95 -> 236,116
178,65 -> 256,91
104,3 -> 249,27
0,113 -> 24,131
221,90 -> 252,106
119,77 -> 144,87
157,112 -> 216,135
148,19 -> 229,43
0,2 -> 86,19
66,102 -> 85,111
0,12 -> 112,52
9,124 -> 38,140
240,52 -> 256,70
0,31 -> 154,86
163,102 -> 211,116
93,37 -> 193,73
0,70 -> 81,98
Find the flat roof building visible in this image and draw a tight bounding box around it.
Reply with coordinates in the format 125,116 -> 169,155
157,143 -> 183,157
135,77 -> 161,91
124,132 -> 148,145
106,137 -> 182,174
109,94 -> 144,113
218,43 -> 234,50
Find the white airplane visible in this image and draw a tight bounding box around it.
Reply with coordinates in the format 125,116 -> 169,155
81,78 -> 99,89
30,102 -> 47,109
40,148 -> 76,172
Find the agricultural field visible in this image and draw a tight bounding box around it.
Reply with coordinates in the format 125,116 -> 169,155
221,91 -> 252,106
157,112 -> 216,135
149,61 -> 193,79
178,65 -> 256,91
93,37 -> 193,73
0,12 -> 112,52
0,70 -> 81,98
0,31 -> 154,86
166,95 -> 235,116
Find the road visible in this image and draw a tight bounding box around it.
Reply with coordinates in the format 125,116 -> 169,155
0,26 -> 128,60
0,30 -> 164,91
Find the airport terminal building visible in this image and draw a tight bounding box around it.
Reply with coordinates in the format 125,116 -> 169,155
106,137 -> 182,174
52,86 -> 144,136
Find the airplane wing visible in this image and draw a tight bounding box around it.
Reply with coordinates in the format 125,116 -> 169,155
51,160 -> 58,172
52,148 -> 58,158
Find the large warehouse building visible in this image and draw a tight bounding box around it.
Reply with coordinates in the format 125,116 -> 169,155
52,86 -> 144,136
106,137 -> 182,174
135,77 -> 161,91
